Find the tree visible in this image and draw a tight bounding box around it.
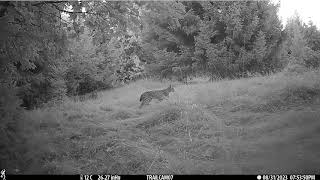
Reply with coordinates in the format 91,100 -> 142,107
137,1 -> 201,81
0,1 -> 71,110
280,11 -> 320,70
193,0 -> 282,78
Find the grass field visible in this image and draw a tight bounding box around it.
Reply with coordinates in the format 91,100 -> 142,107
8,69 -> 320,174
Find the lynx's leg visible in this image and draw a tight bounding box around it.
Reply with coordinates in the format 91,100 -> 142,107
139,102 -> 144,109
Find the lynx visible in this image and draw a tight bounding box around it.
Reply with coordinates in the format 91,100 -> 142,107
139,85 -> 175,108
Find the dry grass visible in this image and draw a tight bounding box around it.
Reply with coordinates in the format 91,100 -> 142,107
6,69 -> 320,174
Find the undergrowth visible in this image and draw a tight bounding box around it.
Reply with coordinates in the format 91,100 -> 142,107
3,69 -> 320,174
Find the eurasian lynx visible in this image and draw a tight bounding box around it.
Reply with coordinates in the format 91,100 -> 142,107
139,85 -> 175,108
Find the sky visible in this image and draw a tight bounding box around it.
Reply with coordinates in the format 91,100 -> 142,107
275,0 -> 320,28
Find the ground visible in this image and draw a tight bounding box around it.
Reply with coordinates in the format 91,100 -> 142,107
7,70 -> 320,174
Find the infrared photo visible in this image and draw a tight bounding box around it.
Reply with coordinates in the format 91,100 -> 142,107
1,0 -> 320,175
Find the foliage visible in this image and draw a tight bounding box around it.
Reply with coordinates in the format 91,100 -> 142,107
281,12 -> 320,71
0,1 -> 71,110
0,1 -> 143,111
84,1 -> 140,45
82,2 -> 144,85
136,1 -> 200,82
2,1 -> 320,173
1,1 -> 320,107
193,1 -> 282,78
0,1 -> 70,171
137,1 -> 284,81
64,27 -> 114,96
106,35 -> 144,85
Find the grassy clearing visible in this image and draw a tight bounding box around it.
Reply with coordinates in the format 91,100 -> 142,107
7,70 -> 320,174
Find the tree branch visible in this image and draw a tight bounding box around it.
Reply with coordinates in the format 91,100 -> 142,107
51,3 -> 90,14
50,3 -> 112,23
32,1 -> 68,7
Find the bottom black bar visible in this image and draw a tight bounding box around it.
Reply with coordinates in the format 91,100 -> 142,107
5,174 -> 319,180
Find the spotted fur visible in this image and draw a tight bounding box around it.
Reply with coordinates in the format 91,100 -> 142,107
139,85 -> 175,108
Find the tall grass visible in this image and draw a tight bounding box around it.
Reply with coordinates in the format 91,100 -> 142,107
6,69 -> 320,174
